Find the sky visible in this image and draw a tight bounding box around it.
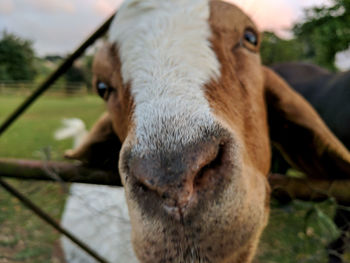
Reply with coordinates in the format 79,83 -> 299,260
1,0 -> 344,65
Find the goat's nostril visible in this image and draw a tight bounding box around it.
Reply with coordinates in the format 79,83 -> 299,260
161,192 -> 170,199
194,142 -> 224,187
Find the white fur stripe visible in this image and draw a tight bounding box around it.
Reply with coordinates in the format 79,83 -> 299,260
109,0 -> 221,152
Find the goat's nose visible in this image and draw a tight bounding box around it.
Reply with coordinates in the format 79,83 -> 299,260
129,139 -> 223,213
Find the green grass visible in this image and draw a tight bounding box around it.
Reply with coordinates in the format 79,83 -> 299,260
0,94 -> 104,262
257,199 -> 342,263
0,95 -> 348,262
0,95 -> 105,159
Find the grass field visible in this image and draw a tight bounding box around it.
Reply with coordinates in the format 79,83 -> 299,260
0,95 -> 348,262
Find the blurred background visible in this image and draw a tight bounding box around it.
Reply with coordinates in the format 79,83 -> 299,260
0,0 -> 349,262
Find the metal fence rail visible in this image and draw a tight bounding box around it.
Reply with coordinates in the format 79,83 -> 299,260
0,158 -> 121,186
1,158 -> 349,204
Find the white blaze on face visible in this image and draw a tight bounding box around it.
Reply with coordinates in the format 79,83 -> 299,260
109,0 -> 221,153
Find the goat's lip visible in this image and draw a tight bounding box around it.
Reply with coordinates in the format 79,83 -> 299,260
162,193 -> 197,221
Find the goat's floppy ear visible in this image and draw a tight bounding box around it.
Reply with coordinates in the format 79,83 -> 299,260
65,112 -> 121,171
264,67 -> 350,179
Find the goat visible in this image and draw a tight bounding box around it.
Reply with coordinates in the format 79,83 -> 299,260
63,1 -> 350,262
271,62 -> 350,263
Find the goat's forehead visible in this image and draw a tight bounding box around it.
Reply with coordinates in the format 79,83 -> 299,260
209,1 -> 256,32
105,0 -> 254,81
106,0 -> 254,87
108,0 -> 221,82
105,0 -> 250,152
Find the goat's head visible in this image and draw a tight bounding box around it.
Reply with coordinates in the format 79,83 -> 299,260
66,0 -> 350,262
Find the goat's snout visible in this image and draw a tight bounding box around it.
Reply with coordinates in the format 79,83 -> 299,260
128,138 -> 225,219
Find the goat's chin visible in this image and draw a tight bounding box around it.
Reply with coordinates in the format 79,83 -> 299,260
124,168 -> 269,263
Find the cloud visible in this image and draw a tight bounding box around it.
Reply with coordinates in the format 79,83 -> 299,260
0,0 -> 14,15
0,0 -> 112,55
25,0 -> 76,14
293,0 -> 333,21
295,0 -> 332,9
94,0 -> 122,16
226,0 -> 296,36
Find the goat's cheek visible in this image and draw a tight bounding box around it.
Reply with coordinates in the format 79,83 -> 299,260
226,169 -> 267,229
239,168 -> 270,235
107,94 -> 130,141
203,169 -> 269,258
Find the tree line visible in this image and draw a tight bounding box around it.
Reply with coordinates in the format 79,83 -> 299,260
0,32 -> 93,87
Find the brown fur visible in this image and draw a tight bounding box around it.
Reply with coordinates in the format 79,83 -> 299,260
65,1 -> 350,262
91,44 -> 134,142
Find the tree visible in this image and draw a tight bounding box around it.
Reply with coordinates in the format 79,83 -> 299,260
293,0 -> 350,70
65,65 -> 86,83
0,31 -> 37,81
65,55 -> 94,90
260,31 -> 304,66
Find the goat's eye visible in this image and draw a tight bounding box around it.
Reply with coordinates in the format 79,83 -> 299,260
244,29 -> 258,46
97,81 -> 112,100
